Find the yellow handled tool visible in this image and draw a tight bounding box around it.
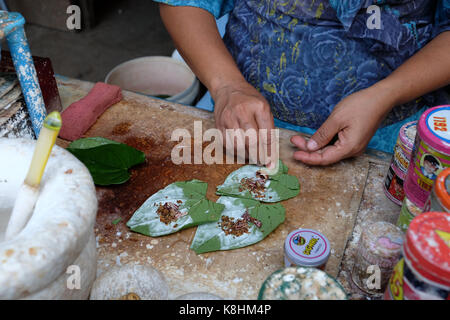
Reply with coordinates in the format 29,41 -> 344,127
5,112 -> 62,240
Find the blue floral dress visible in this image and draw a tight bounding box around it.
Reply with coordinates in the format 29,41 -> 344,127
155,0 -> 450,153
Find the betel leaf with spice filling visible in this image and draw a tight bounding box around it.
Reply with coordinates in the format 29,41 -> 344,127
216,160 -> 299,202
127,180 -> 225,237
67,137 -> 146,186
190,196 -> 285,254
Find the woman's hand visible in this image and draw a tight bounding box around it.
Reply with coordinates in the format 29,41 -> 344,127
212,80 -> 275,165
159,5 -> 276,166
290,85 -> 395,166
291,31 -> 450,166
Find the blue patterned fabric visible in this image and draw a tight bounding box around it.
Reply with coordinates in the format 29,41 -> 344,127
154,0 -> 450,153
153,0 -> 234,18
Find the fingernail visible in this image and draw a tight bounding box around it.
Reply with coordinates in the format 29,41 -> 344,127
307,139 -> 318,150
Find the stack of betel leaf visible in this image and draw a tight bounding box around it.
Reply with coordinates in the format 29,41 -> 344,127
67,137 -> 146,185
127,160 -> 300,254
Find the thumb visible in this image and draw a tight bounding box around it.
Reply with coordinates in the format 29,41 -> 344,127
307,117 -> 340,151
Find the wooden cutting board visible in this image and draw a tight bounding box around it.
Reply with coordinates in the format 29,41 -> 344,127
56,78 -> 369,299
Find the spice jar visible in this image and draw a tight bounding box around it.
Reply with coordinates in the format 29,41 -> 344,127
397,196 -> 423,232
258,267 -> 347,300
404,105 -> 450,209
423,167 -> 450,213
351,221 -> 403,295
384,212 -> 450,300
284,229 -> 331,270
384,121 -> 417,205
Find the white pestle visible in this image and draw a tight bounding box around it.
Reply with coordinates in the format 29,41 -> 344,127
5,111 -> 62,240
4,184 -> 39,239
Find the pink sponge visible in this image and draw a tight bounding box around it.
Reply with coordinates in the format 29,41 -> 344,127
59,82 -> 122,141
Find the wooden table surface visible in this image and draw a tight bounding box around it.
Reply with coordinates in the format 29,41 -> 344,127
56,76 -> 401,300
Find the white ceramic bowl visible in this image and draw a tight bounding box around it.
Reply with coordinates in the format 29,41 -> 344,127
105,56 -> 200,106
0,138 -> 98,299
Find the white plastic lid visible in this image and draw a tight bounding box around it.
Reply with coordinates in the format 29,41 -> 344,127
284,229 -> 331,267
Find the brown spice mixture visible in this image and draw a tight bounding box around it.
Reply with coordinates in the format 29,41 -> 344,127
239,170 -> 268,198
220,215 -> 249,237
156,202 -> 186,225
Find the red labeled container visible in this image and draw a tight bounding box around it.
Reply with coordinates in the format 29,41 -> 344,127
384,121 -> 417,205
384,212 -> 450,300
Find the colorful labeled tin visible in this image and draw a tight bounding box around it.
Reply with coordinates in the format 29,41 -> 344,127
384,121 -> 416,205
392,121 -> 417,174
404,105 -> 450,209
284,229 -> 331,270
351,221 -> 403,295
384,212 -> 450,300
397,196 -> 423,232
423,167 -> 450,213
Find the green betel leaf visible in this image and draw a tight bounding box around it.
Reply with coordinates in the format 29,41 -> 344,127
67,137 -> 146,185
190,196 -> 285,254
126,180 -> 225,237
216,160 -> 300,202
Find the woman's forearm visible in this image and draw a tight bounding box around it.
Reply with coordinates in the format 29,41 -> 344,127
159,4 -> 246,98
372,31 -> 450,111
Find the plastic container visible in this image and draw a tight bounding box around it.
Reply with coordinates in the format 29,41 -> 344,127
423,167 -> 450,213
404,105 -> 450,209
258,267 -> 347,300
384,121 -> 417,205
105,56 -> 200,106
351,221 -> 403,295
384,212 -> 450,300
284,229 -> 331,270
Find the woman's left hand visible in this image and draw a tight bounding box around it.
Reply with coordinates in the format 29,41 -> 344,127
290,85 -> 395,166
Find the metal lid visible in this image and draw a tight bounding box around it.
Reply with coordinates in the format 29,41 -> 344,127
405,212 -> 450,287
284,229 -> 330,267
398,121 -> 417,151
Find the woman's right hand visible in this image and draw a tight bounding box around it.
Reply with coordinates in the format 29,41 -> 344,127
159,4 -> 276,166
211,80 -> 275,165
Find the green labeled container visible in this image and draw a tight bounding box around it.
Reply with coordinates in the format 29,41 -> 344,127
258,267 -> 347,300
397,196 -> 423,232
